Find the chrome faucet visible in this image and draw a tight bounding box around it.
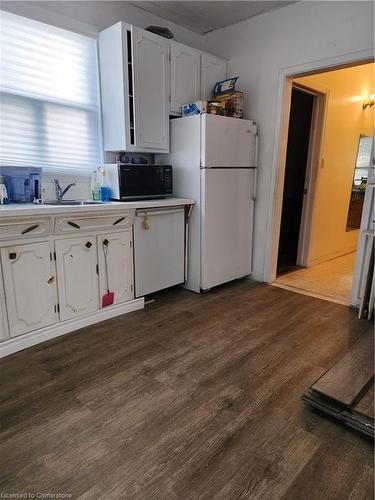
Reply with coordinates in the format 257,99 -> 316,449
54,179 -> 76,201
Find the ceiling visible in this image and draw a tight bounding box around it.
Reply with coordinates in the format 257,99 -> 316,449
129,1 -> 297,35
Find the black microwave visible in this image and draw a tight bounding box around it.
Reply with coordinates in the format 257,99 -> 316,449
106,164 -> 173,200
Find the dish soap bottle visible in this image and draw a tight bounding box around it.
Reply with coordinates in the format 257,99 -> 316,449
90,169 -> 101,201
100,167 -> 110,202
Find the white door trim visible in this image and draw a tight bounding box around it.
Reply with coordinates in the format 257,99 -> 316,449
263,49 -> 374,284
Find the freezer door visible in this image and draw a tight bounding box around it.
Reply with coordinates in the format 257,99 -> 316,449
201,168 -> 255,290
201,114 -> 257,168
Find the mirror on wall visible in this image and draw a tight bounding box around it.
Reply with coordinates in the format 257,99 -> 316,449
346,134 -> 373,231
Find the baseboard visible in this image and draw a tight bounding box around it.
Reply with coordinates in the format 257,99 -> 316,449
249,271 -> 263,283
0,298 -> 145,359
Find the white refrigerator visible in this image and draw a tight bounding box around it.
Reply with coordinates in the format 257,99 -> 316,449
157,114 -> 258,293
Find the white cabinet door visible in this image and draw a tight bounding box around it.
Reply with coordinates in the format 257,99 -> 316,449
98,22 -> 128,151
1,242 -> 57,337
0,298 -> 8,342
55,236 -> 99,321
0,304 -> 8,341
0,262 -> 9,341
134,208 -> 185,297
170,41 -> 201,115
97,232 -> 134,307
132,26 -> 169,152
201,53 -> 227,100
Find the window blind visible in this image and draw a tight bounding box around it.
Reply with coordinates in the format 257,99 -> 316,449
0,11 -> 101,175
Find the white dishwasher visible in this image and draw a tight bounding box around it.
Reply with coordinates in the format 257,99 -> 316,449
133,207 -> 185,297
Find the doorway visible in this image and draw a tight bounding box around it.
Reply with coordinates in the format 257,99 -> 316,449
273,62 -> 374,306
277,87 -> 314,275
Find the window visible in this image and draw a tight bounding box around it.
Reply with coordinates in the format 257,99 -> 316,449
0,11 -> 101,175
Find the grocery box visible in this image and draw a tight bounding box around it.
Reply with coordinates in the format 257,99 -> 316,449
181,101 -> 208,116
215,91 -> 244,119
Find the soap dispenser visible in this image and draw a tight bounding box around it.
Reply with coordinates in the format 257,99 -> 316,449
0,176 -> 8,205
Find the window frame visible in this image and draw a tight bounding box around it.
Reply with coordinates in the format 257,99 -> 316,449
0,10 -> 104,177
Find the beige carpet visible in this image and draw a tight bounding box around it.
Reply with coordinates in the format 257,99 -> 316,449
273,253 -> 356,305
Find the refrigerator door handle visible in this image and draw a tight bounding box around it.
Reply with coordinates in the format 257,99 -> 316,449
255,133 -> 259,168
252,169 -> 257,200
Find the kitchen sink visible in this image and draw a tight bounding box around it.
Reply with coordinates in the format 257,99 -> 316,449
43,200 -> 105,206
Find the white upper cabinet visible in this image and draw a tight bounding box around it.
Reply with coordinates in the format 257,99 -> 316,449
170,41 -> 201,115
55,236 -> 99,321
132,26 -> 170,151
98,23 -> 127,153
99,22 -> 228,149
201,53 -> 227,100
97,232 -> 134,307
99,22 -> 169,153
1,242 -> 57,337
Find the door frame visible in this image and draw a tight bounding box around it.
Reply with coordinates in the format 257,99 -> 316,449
264,50 -> 374,285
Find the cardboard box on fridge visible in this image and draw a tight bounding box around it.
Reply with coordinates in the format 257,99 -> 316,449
215,91 -> 244,118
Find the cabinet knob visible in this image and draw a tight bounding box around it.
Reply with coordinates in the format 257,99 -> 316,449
9,252 -> 17,260
85,241 -> 92,249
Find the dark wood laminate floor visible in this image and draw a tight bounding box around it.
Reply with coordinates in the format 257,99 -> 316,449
0,280 -> 373,500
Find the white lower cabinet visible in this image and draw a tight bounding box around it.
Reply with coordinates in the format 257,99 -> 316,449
0,209 -> 144,355
0,265 -> 9,341
0,304 -> 8,341
55,236 -> 99,321
97,232 -> 134,307
134,208 -> 185,297
0,242 -> 57,337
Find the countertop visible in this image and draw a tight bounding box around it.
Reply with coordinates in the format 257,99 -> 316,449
0,197 -> 195,217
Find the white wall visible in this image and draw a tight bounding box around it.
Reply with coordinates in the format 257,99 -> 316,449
0,1 -> 204,48
203,1 -> 374,281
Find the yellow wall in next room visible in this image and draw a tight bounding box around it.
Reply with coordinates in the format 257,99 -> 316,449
295,62 -> 374,266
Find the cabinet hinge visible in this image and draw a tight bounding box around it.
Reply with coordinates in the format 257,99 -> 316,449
54,251 -> 56,261
131,284 -> 133,291
50,252 -> 53,262
57,304 -> 60,313
96,264 -> 99,275
54,304 -> 57,313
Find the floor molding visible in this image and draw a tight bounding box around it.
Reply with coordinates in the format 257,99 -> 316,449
0,297 -> 145,358
271,281 -> 350,306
